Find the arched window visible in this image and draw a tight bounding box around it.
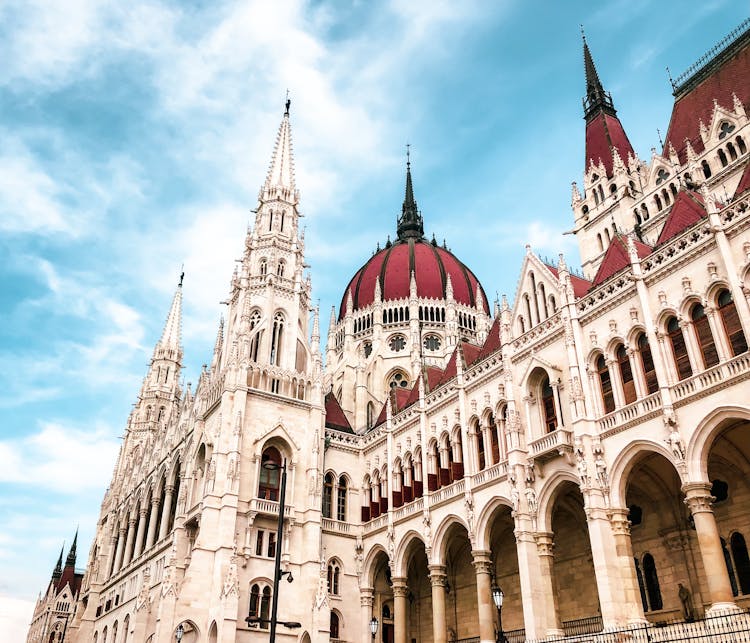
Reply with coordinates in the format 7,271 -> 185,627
430,441 -> 442,489
667,317 -> 692,380
596,233 -> 603,251
718,290 -> 748,356
731,532 -> 750,595
524,294 -> 533,327
722,538 -> 739,596
634,558 -> 648,612
248,585 -> 261,624
637,334 -> 659,395
691,303 -> 719,368
597,355 -> 615,413
643,553 -> 663,610
518,316 -> 525,334
322,472 -> 334,519
616,344 -> 636,405
655,194 -> 662,211
327,562 -> 341,595
259,259 -> 268,276
277,260 -> 285,277
280,209 -> 285,231
366,402 -> 375,429
270,313 -> 284,366
541,375 -> 558,432
488,413 -> 499,465
261,586 -> 271,621
549,295 -> 557,313
388,369 -> 409,389
102,627 -> 108,643
249,310 -> 262,362
737,136 -> 747,155
337,476 -> 347,521
258,446 -> 282,500
604,227 -> 611,243
330,612 -> 340,639
641,203 -> 649,220
539,283 -> 548,319
702,160 -> 712,178
475,421 -> 486,471
718,148 -> 728,167
728,142 -> 738,161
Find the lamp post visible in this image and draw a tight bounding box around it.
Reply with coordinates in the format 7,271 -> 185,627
264,453 -> 290,643
370,616 -> 379,642
491,583 -> 507,643
175,623 -> 184,642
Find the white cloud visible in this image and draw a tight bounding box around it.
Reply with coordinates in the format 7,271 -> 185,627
0,422 -> 119,493
0,595 -> 35,643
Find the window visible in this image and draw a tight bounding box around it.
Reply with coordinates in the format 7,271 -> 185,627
248,583 -> 272,627
389,335 -> 406,352
597,355 -> 615,414
667,317 -> 692,380
702,160 -> 712,179
270,313 -> 284,365
363,341 -> 372,358
277,260 -> 285,277
643,553 -> 663,611
327,562 -> 341,595
255,531 -> 264,556
267,532 -> 276,558
691,303 -> 719,368
366,402 -> 375,429
322,473 -> 334,519
723,538 -> 739,596
249,310 -> 262,362
617,345 -> 636,405
388,370 -> 409,389
635,558 -> 648,613
719,121 -> 736,139
638,334 -> 659,395
541,375 -> 558,432
476,423 -> 486,471
258,446 -> 281,500
259,259 -> 268,276
330,612 -> 340,639
337,476 -> 347,521
731,532 -> 750,595
718,148 -> 728,168
718,290 -> 747,356
655,168 -> 669,185
423,334 -> 441,351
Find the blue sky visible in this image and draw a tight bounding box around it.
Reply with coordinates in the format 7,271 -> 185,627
0,0 -> 746,639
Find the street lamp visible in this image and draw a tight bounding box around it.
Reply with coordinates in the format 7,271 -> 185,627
262,453 -> 290,643
175,623 -> 184,643
491,584 -> 507,643
370,616 -> 379,642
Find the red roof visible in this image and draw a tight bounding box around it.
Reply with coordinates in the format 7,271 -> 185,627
735,161 -> 750,198
663,30 -> 750,164
372,388 -> 412,429
656,190 -> 707,245
585,112 -> 634,177
324,393 -> 353,433
339,238 -> 489,320
477,316 -> 502,361
55,567 -> 83,598
545,264 -> 592,299
438,349 -> 459,387
592,235 -> 652,287
461,341 -> 481,369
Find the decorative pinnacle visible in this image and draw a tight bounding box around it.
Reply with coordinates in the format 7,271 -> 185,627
65,528 -> 78,567
53,543 -> 64,578
582,30 -> 615,120
158,274 -> 184,352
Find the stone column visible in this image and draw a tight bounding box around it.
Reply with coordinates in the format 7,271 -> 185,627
535,532 -> 563,637
429,565 -> 448,643
145,497 -> 160,549
107,532 -> 119,578
113,526 -> 126,574
512,525 -> 545,639
122,516 -> 137,567
472,550 -> 496,643
158,485 -> 174,541
360,587 -> 374,643
133,506 -> 148,559
609,508 -> 647,624
683,482 -> 737,612
392,577 -> 408,643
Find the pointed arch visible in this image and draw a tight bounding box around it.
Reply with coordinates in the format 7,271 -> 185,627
608,439 -> 682,508
686,405 -> 750,481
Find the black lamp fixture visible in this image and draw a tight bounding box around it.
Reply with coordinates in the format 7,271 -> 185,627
491,584 -> 507,643
175,623 -> 184,643
370,616 -> 379,641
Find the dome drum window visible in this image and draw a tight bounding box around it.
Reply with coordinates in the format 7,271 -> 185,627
389,335 -> 406,352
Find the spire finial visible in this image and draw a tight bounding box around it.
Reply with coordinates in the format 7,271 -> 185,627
157,274 -> 184,352
179,264 -> 184,288
582,31 -> 615,120
285,89 -> 291,116
65,527 -> 78,567
53,543 -> 64,578
396,146 -> 424,241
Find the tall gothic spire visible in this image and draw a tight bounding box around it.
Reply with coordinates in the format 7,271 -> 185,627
582,29 -> 616,121
262,99 -> 296,200
156,273 -> 184,356
396,149 -> 424,241
65,528 -> 78,568
52,544 -> 64,579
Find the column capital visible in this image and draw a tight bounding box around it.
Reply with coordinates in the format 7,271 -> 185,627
471,550 -> 493,575
166,484 -> 176,494
682,482 -> 715,514
428,564 -> 447,587
392,577 -> 408,597
360,586 -> 374,606
608,507 -> 631,536
128,516 -> 137,526
118,526 -> 127,536
534,531 -> 554,557
139,506 -> 149,517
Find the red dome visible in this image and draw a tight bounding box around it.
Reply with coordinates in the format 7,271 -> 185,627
339,238 -> 489,320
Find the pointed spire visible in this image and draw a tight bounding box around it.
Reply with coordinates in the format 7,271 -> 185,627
157,273 -> 184,353
396,147 -> 424,241
582,28 -> 615,120
311,305 -> 320,343
328,305 -> 337,334
263,99 -> 296,197
53,544 -> 64,578
65,528 -> 78,568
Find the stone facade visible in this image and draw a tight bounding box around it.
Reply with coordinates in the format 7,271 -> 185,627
39,22 -> 750,643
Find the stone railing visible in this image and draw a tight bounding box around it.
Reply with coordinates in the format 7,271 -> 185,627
671,352 -> 750,405
528,428 -> 574,461
429,479 -> 465,506
598,392 -> 662,436
392,497 -> 424,523
322,518 -> 355,536
249,497 -> 294,518
472,461 -> 508,488
363,513 -> 388,535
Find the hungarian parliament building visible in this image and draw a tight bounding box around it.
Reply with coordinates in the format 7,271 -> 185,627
27,19 -> 750,643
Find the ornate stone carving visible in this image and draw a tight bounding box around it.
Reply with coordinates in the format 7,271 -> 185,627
575,439 -> 590,487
